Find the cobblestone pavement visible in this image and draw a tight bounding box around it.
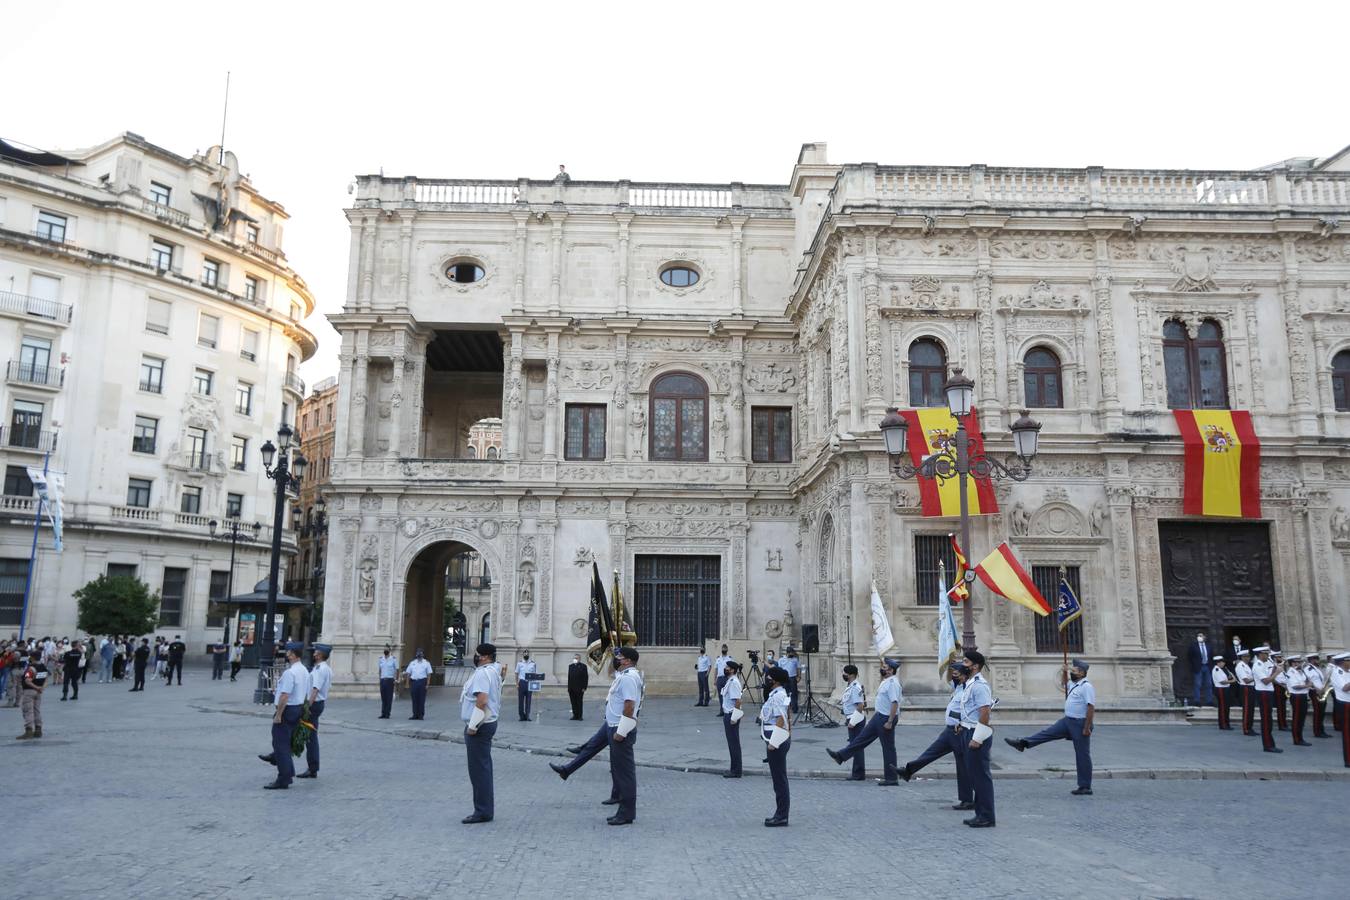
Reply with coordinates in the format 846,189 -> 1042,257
2,669 -> 1343,899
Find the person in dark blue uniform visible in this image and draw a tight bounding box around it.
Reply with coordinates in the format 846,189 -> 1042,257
376,646 -> 398,719
957,650 -> 995,827
900,661 -> 972,811
1005,658 -> 1095,795
760,666 -> 792,826
825,657 -> 902,785
838,664 -> 866,781
720,660 -> 744,777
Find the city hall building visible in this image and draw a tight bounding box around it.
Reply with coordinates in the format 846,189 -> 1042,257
323,143 -> 1350,701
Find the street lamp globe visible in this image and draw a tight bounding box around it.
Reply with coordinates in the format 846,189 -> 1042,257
1010,409 -> 1043,460
879,407 -> 908,457
277,423 -> 294,450
292,452 -> 309,480
260,439 -> 277,468
316,495 -> 326,514
208,519 -> 218,536
943,367 -> 976,418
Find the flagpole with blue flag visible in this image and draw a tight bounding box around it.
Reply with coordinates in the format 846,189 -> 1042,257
1056,566 -> 1082,698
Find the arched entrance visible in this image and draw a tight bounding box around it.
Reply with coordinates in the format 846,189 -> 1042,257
404,539 -> 493,681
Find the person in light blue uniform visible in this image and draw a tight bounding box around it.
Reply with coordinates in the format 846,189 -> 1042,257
515,651 -> 537,721
549,656 -> 623,805
377,646 -> 398,719
695,650 -> 712,706
780,648 -> 801,713
760,666 -> 792,826
461,642 -> 503,823
900,661 -> 973,810
261,642 -> 310,790
404,649 -> 433,720
826,657 -> 902,785
957,650 -> 995,827
838,665 -> 867,781
604,647 -> 642,825
1006,658 -> 1095,795
297,644 -> 332,779
721,660 -> 744,777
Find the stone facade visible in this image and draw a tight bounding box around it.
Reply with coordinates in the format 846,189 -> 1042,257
323,144 -> 1350,701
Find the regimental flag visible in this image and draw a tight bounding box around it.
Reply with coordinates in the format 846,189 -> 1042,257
612,568 -> 636,648
870,579 -> 895,656
900,408 -> 998,518
936,566 -> 961,679
1056,577 -> 1082,631
973,542 -> 1051,616
1173,410 -> 1261,519
947,533 -> 970,604
585,562 -> 617,672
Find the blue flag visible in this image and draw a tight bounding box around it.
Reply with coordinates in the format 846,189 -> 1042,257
1056,578 -> 1081,630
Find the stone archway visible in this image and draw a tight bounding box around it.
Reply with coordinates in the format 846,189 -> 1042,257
403,538 -> 494,683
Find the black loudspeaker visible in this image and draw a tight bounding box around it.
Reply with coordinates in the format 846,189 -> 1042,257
801,624 -> 820,654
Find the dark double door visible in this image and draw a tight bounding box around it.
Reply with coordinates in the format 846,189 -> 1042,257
1159,522 -> 1278,701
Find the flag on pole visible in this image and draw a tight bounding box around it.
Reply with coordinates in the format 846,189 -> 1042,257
585,561 -> 617,672
869,579 -> 894,655
899,408 -> 999,517
947,533 -> 970,603
936,565 -> 961,678
1173,409 -> 1261,518
1056,576 -> 1082,630
26,467 -> 64,553
973,542 -> 1051,616
612,568 -> 636,648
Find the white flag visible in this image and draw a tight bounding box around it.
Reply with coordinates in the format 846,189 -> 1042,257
869,579 -> 894,655
937,569 -> 960,676
25,467 -> 64,553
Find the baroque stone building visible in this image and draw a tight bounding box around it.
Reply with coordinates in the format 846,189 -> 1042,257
323,143 -> 1350,701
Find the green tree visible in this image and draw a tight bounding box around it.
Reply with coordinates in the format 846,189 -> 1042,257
74,574 -> 161,636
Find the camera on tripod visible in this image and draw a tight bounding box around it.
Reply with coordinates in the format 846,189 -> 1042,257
747,649 -> 759,664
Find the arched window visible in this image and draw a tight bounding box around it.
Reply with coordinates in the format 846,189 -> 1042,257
486,446 -> 499,460
649,372 -> 708,461
1023,347 -> 1064,408
465,445 -> 477,459
1163,318 -> 1228,409
1333,351 -> 1350,412
908,338 -> 947,407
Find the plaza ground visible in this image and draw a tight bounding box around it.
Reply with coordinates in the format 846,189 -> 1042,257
3,663 -> 1344,899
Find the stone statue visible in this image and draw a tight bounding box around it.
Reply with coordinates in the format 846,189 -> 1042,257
519,576 -> 534,614
1009,502 -> 1031,537
358,559 -> 377,610
1332,506 -> 1350,542
1089,501 -> 1108,537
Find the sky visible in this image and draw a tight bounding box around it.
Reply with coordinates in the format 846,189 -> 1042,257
7,0 -> 1348,382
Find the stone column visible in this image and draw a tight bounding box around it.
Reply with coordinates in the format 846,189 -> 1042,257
358,213 -> 377,312
615,213 -> 632,317
406,335 -> 427,458
350,353 -> 369,458
389,353 -> 405,457
397,213 -> 414,313
730,215 -> 747,317
730,522 -> 748,638
497,521 -> 517,640
505,331 -> 524,461
1280,235 -> 1317,434
1107,482 -> 1145,651
535,517 -> 556,642
612,330 -> 629,460
511,211 -> 529,315
862,270 -> 886,423
728,347 -> 746,464
334,351 -> 354,458
974,259 -> 998,415
543,336 -> 560,461
1091,234 -> 1122,430
548,212 -> 567,317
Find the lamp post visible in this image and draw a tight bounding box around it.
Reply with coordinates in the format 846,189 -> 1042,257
879,368 -> 1042,652
307,496 -> 328,642
253,422 -> 307,704
207,517 -> 261,644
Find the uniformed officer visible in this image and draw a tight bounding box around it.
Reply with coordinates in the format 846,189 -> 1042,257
1304,652 -> 1330,738
721,660 -> 744,777
549,657 -> 625,804
404,648 -> 432,721
695,650 -> 712,707
1234,648 -> 1256,736
1330,652 -> 1350,767
1272,651 -> 1290,731
713,644 -> 732,716
1210,655 -> 1234,730
515,651 -> 537,721
1284,653 -> 1311,746
827,656 -> 902,785
900,661 -> 973,812
297,644 -> 332,779
377,646 -> 399,719
1334,652 -> 1349,736
957,649 -> 995,827
760,665 -> 792,826
14,651 -> 47,740
605,647 -> 642,825
1252,645 -> 1280,753
461,642 -> 503,824
780,647 -> 801,713
261,643 -> 310,789
1006,658 -> 1095,795
838,664 -> 867,781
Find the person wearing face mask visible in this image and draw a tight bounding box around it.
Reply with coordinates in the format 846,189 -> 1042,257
826,657 -> 902,786
900,661 -> 973,812
1005,658 -> 1096,796
404,647 -> 433,721
720,660 -> 744,777
1187,631 -> 1214,707
377,646 -> 399,719
460,643 -> 503,824
760,665 -> 792,826
515,651 -> 537,722
567,653 -> 589,721
837,665 -> 866,781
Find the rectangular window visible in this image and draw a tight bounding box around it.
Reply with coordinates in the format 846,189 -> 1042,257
206,570 -> 230,627
201,259 -> 220,288
146,297 -> 172,335
1031,565 -> 1085,654
150,239 -> 174,271
914,534 -> 957,607
132,415 -> 158,454
127,478 -> 152,508
226,492 -> 243,519
139,356 -> 164,393
281,402 -> 292,426
9,400 -> 44,449
230,435 -> 247,471
751,406 -> 793,463
159,566 -> 187,628
36,211 -> 67,242
107,563 -> 138,579
633,554 -> 721,646
18,336 -> 53,384
193,368 -> 213,396
246,224 -> 259,244
180,485 -> 202,515
564,404 -> 606,460
240,328 -> 259,362
289,300 -> 301,321
198,313 -> 220,349
243,276 -> 259,302
149,181 -> 171,206
0,558 -> 29,625
3,465 -> 33,497
186,426 -> 207,468
235,382 -> 253,415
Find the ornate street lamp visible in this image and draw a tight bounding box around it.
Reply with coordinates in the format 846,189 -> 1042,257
253,422 -> 307,703
880,368 -> 1042,651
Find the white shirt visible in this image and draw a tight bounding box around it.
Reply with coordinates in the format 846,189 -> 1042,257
605,667 -> 641,726
275,660 -> 310,706
230,645 -> 243,662
875,674 -> 902,718
309,661 -> 333,702
1332,667 -> 1350,702
714,655 -> 731,677
1252,658 -> 1275,692
515,659 -> 537,681
760,685 -> 790,737
1304,665 -> 1325,693
1234,660 -> 1254,685
1211,665 -> 1232,689
460,662 -> 503,723
405,658 -> 433,681
720,673 -> 743,714
377,655 -> 399,679
1284,667 -> 1308,696
839,680 -> 864,716
695,654 -> 711,673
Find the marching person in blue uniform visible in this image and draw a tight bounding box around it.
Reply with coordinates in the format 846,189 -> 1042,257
838,664 -> 867,781
957,649 -> 995,827
760,666 -> 792,826
461,642 -> 503,824
826,656 -> 902,785
404,648 -> 433,720
900,661 -> 973,811
721,660 -> 744,777
549,656 -> 631,807
1005,658 -> 1095,795
260,642 -> 310,790
605,647 -> 643,825
515,651 -> 537,721
695,650 -> 712,706
297,644 -> 332,780
377,646 -> 399,719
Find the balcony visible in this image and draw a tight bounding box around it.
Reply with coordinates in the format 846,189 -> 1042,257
178,451 -> 217,473
146,254 -> 183,277
140,198 -> 190,228
1,427 -> 58,453
0,289 -> 74,325
7,361 -> 64,389
0,495 -> 37,515
283,372 -> 305,396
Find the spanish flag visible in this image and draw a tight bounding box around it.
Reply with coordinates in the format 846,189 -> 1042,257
973,542 -> 1051,616
947,534 -> 970,604
1173,410 -> 1261,519
899,408 -> 999,518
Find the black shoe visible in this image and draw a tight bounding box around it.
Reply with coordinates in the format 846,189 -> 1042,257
1264,747 -> 1283,753
1004,737 -> 1027,752
378,715 -> 389,719
60,697 -> 67,701
876,779 -> 899,787
899,765 -> 913,783
1315,734 -> 1333,739
826,749 -> 843,765
601,798 -> 620,806
565,745 -> 584,755
952,801 -> 975,810
723,772 -> 742,778
607,816 -> 634,826
1071,787 -> 1093,795
409,716 -> 419,720
461,814 -> 493,824
258,754 -> 276,765
550,763 -> 570,781
1294,741 -> 1312,747
845,775 -> 866,781
965,818 -> 995,828
263,782 -> 288,790
763,816 -> 788,827
296,771 -> 317,779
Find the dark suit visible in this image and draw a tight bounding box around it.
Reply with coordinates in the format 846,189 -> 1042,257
1187,640 -> 1214,705
566,661 -> 589,720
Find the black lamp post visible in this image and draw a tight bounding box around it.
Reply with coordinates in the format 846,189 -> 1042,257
253,422 -> 307,704
878,368 -> 1042,652
207,517 -> 261,644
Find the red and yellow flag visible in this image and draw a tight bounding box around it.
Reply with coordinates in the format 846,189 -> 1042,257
973,542 -> 1051,616
1173,410 -> 1261,519
947,534 -> 970,604
899,408 -> 998,518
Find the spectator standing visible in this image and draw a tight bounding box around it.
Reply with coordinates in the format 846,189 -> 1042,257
130,638 -> 150,691
211,642 -> 228,680
111,637 -> 126,681
98,637 -> 114,684
166,636 -> 186,685
229,641 -> 243,682
60,641 -> 82,701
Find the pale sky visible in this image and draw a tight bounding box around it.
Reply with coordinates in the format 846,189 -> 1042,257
8,0 -> 1348,382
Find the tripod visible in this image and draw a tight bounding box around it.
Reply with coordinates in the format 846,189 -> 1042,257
794,651 -> 839,727
743,657 -> 763,704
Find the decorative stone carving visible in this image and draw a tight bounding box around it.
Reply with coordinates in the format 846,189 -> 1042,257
1009,501 -> 1030,536
764,619 -> 783,639
573,546 -> 594,567
518,571 -> 534,615
357,558 -> 376,612
765,548 -> 783,571
1089,501 -> 1108,537
478,520 -> 500,540
746,362 -> 798,392
989,237 -> 1095,261
999,279 -> 1084,310
628,519 -> 729,538
571,618 -> 587,639
1030,502 -> 1085,537
1331,507 -> 1350,542
888,275 -> 962,309
1170,251 -> 1219,292
562,360 -> 613,390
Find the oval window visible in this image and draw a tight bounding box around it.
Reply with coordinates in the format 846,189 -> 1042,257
446,261 -> 485,283
660,265 -> 699,287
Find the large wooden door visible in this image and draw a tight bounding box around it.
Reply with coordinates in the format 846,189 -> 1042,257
1159,522 -> 1278,700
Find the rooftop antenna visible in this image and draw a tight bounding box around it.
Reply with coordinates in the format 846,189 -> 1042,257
218,71 -> 231,165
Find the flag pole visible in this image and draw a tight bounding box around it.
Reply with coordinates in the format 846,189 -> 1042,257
1058,565 -> 1069,699
17,453 -> 50,641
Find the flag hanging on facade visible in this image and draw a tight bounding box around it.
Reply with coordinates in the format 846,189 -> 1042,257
899,408 -> 998,518
1173,410 -> 1261,518
947,533 -> 970,604
26,466 -> 64,553
1056,576 -> 1082,631
936,566 -> 961,678
585,561 -> 617,672
869,579 -> 895,655
973,542 -> 1051,616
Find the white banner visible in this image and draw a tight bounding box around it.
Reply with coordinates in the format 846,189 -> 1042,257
937,570 -> 960,674
869,579 -> 895,655
25,467 -> 64,553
